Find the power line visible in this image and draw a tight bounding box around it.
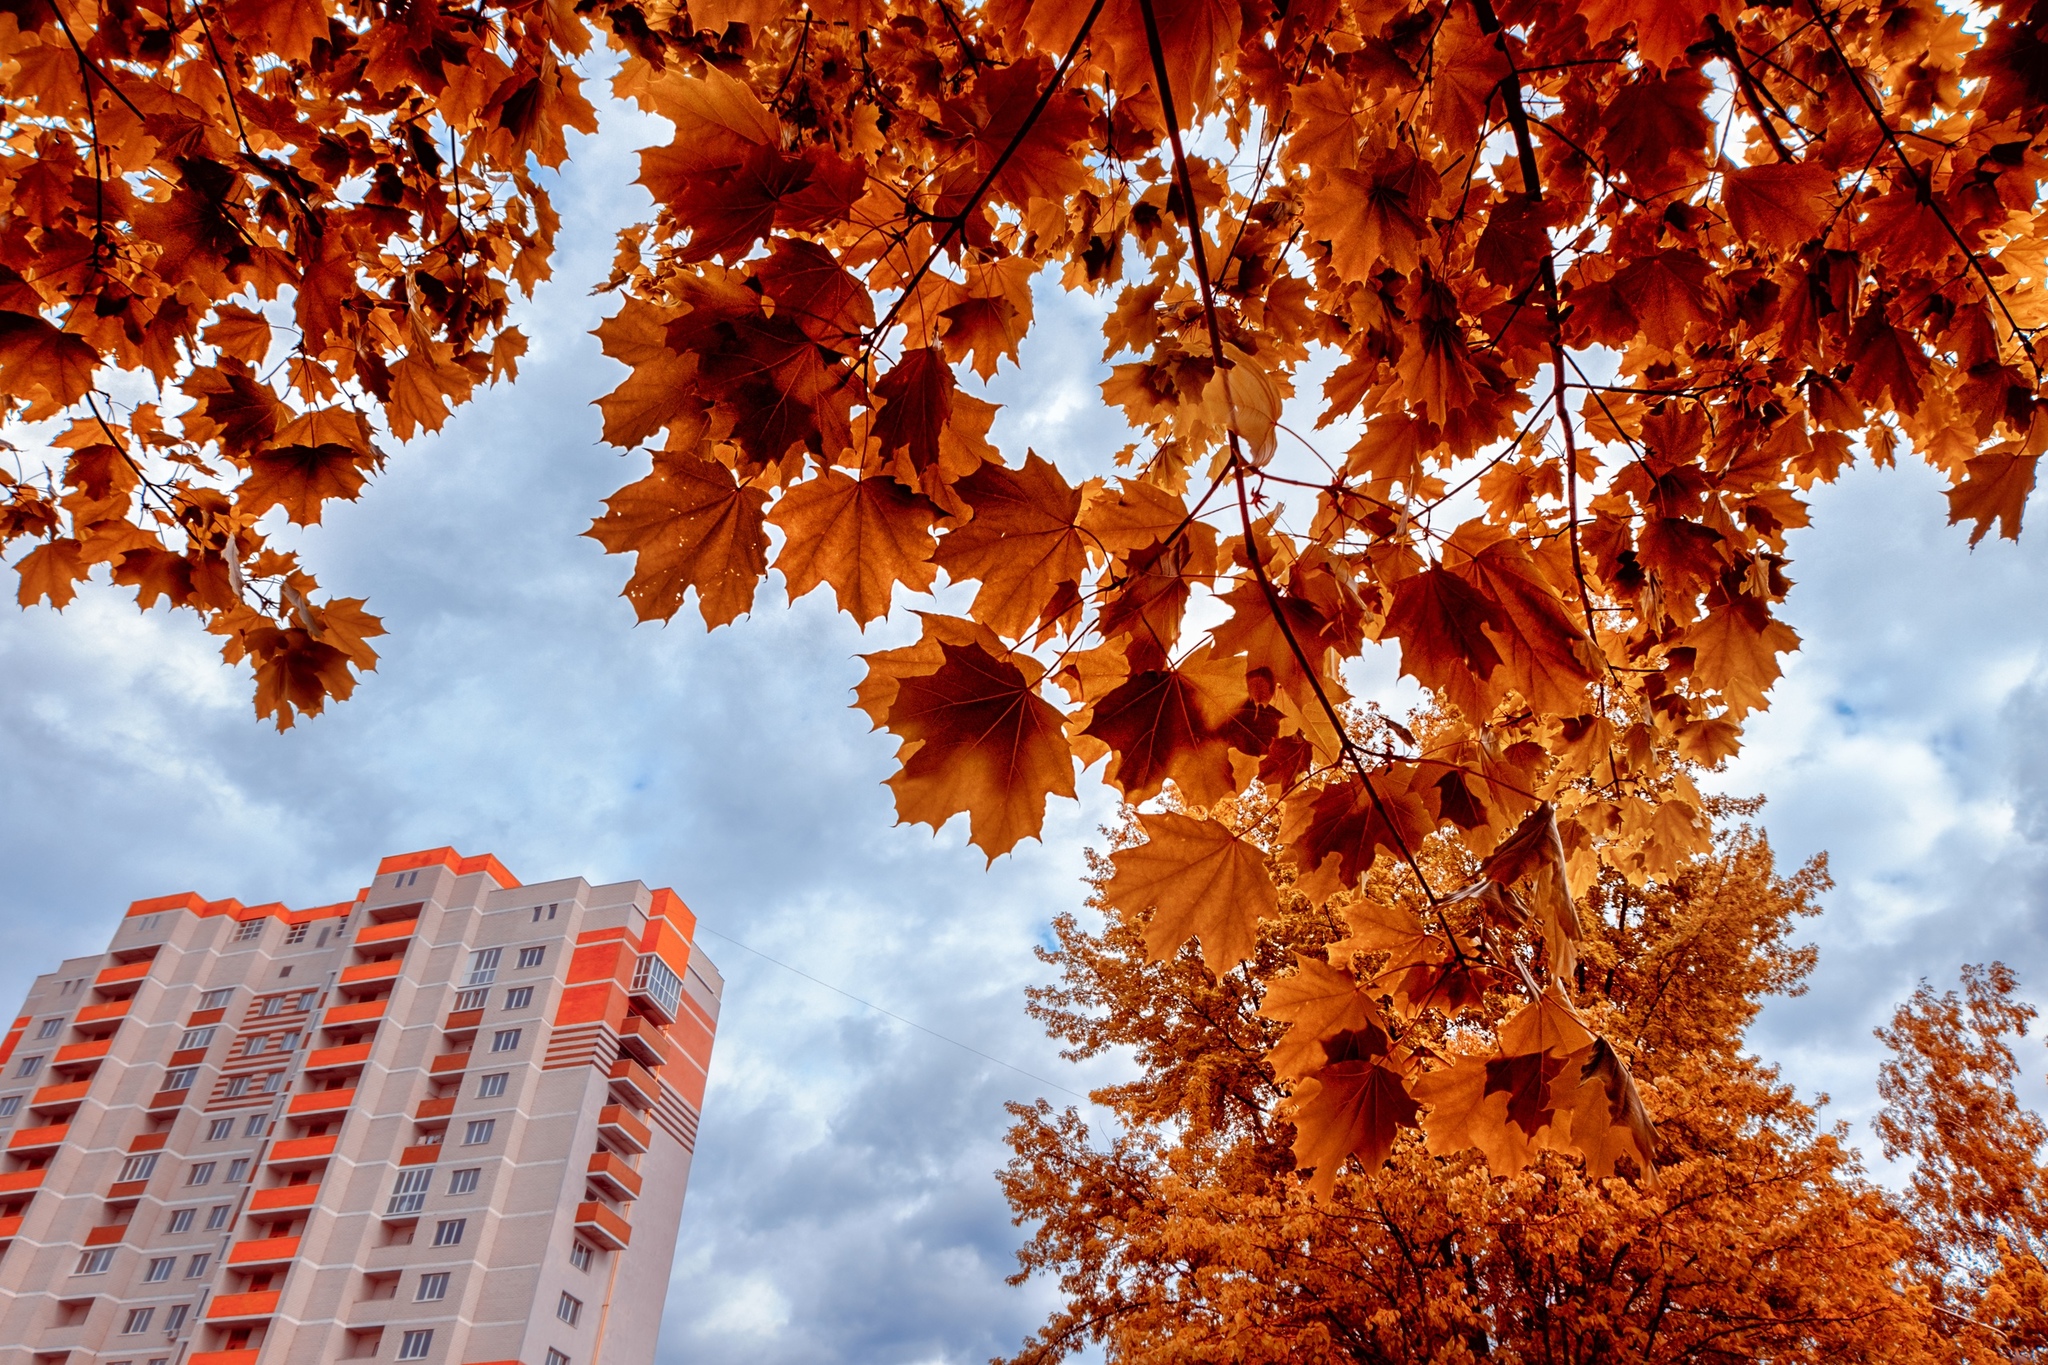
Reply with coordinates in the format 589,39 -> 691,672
693,924 -> 1098,1105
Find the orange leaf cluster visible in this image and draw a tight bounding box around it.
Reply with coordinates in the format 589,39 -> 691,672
5,0 -> 2047,1164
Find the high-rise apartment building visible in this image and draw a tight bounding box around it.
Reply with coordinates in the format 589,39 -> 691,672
0,848 -> 722,1365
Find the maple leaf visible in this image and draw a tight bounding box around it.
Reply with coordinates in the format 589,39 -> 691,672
1476,805 -> 1582,979
1559,1038 -> 1659,1179
1301,148 -> 1441,283
238,444 -> 379,526
882,638 -> 1077,859
1290,1057 -> 1419,1196
770,470 -> 938,625
0,312 -> 99,410
1945,452 -> 2038,545
1281,768 -> 1436,902
1104,811 -> 1277,978
1410,1054 -> 1547,1175
1723,163 -> 1836,252
585,453 -> 770,628
1259,952 -> 1384,1080
1081,648 -> 1258,806
1379,565 -> 1507,720
931,452 -> 1089,640
14,538 -> 86,608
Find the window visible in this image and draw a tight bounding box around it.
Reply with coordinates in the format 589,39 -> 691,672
453,988 -> 488,1012
163,1305 -> 189,1332
35,1018 -> 61,1040
244,1115 -> 266,1137
257,996 -> 284,1018
75,1248 -> 114,1274
556,1293 -> 583,1326
415,1272 -> 450,1303
122,1308 -> 155,1334
206,1205 -> 230,1230
630,954 -> 683,1020
278,1030 -> 301,1051
477,1073 -> 508,1099
517,946 -> 546,969
504,987 -> 534,1010
200,989 -> 233,1009
186,1162 -> 215,1186
569,1241 -> 593,1272
177,1027 -> 216,1051
233,920 -> 263,942
546,1349 -> 571,1365
118,1153 -> 160,1182
144,1257 -> 175,1283
206,1118 -> 234,1141
226,1158 -> 250,1182
462,1119 -> 495,1146
224,1075 -> 250,1098
398,1329 -> 434,1361
432,1218 -> 466,1247
261,1072 -> 283,1093
185,1253 -> 211,1277
15,1055 -> 42,1078
297,991 -> 318,1011
447,1168 -> 480,1195
466,947 -> 503,987
167,1208 -> 194,1234
490,1029 -> 520,1054
0,1096 -> 19,1118
164,1067 -> 197,1091
243,1035 -> 268,1057
387,1169 -> 432,1216
284,923 -> 307,944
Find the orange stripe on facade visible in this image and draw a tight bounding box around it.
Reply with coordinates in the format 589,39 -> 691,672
375,847 -> 520,888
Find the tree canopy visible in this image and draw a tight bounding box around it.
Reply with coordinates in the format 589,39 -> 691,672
1000,802 -> 2048,1363
4,0 -> 2046,1171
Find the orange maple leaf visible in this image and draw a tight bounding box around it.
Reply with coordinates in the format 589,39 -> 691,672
585,453 -> 770,627
1104,811 -> 1277,977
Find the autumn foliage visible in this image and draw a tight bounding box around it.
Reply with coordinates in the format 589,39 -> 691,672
6,0 -> 2048,1170
1000,805 -> 2048,1363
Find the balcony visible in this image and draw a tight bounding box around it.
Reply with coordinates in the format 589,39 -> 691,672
0,1170 -> 46,1196
427,1051 -> 470,1077
107,1179 -> 149,1202
52,1039 -> 109,1069
30,1081 -> 89,1115
574,1200 -> 632,1251
414,1097 -> 455,1125
355,918 -> 417,948
616,1015 -> 675,1069
628,953 -> 685,1025
227,1234 -> 300,1268
93,960 -> 150,998
304,1042 -> 372,1074
250,1184 -> 318,1213
0,1214 -> 21,1242
286,1088 -> 355,1117
188,1006 -> 227,1026
607,1057 -> 659,1109
168,1046 -> 209,1068
321,1000 -> 386,1030
128,1131 -> 168,1153
205,1290 -> 280,1322
337,959 -> 402,997
7,1123 -> 66,1154
597,1104 -> 650,1155
398,1143 -> 441,1167
84,1222 -> 127,1246
442,1008 -> 484,1036
191,1351 -> 260,1365
145,1087 -> 188,1113
586,1151 -> 642,1202
73,998 -> 130,1033
266,1134 -> 336,1169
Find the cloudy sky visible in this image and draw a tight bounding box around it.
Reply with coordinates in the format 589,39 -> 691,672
3,88 -> 2046,1365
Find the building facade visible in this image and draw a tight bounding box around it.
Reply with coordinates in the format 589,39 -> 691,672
0,848 -> 721,1365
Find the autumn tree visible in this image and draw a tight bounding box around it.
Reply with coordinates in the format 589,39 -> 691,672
1876,962 -> 2048,1359
999,799 -> 1936,1363
6,0 -> 2048,1164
